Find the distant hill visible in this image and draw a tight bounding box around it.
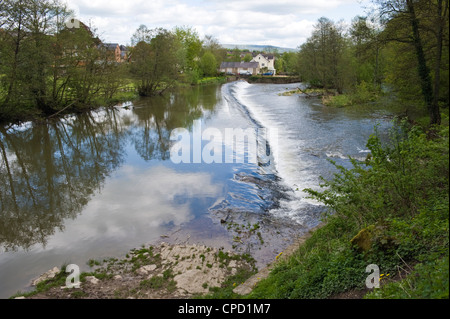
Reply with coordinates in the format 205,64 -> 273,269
221,44 -> 297,53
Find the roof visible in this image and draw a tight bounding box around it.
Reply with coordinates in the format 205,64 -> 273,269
252,53 -> 275,60
220,62 -> 260,68
102,43 -> 119,50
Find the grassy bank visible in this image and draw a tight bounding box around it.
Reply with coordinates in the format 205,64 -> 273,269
246,119 -> 449,299
321,82 -> 380,108
196,76 -> 228,85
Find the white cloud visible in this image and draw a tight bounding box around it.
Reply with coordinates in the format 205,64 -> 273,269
65,0 -> 368,48
44,165 -> 221,250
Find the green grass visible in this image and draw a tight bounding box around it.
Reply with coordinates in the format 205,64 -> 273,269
323,81 -> 381,108
196,76 -> 227,85
9,264 -> 69,299
197,251 -> 257,299
365,255 -> 449,299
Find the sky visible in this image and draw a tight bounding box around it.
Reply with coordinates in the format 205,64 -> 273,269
64,0 -> 371,49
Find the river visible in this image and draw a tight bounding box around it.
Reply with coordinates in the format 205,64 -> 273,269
0,81 -> 394,298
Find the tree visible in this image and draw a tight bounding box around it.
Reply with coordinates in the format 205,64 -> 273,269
129,27 -> 180,96
372,0 -> 449,125
282,51 -> 299,75
298,17 -> 351,93
349,16 -> 384,87
173,26 -> 203,72
243,53 -> 252,62
231,47 -> 241,61
203,34 -> 227,65
199,51 -> 217,77
131,24 -> 153,46
0,0 -> 34,112
1,0 -> 121,120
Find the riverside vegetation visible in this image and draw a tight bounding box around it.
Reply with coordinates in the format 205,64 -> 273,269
0,0 -> 229,124
245,119 -> 449,299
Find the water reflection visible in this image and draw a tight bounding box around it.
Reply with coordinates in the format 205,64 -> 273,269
0,84 -> 220,252
128,85 -> 218,161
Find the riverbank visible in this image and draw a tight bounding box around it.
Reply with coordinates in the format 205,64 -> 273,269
0,77 -> 227,127
246,120 -> 449,299
10,221 -> 319,300
11,242 -> 257,299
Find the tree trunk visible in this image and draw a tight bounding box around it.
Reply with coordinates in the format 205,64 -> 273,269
431,0 -> 446,126
406,0 -> 440,125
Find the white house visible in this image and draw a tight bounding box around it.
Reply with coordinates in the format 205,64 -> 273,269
251,54 -> 276,75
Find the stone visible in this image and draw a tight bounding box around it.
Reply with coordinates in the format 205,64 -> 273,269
136,264 -> 157,275
32,267 -> 60,286
85,276 -> 100,285
350,224 -> 397,253
350,226 -> 374,252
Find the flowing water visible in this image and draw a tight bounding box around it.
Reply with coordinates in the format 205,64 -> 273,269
0,81 -> 394,298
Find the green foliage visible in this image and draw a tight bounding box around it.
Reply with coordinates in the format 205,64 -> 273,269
366,255 -> 449,299
199,51 -> 218,77
323,81 -> 381,108
308,122 -> 449,227
297,2 -> 449,124
173,26 -> 203,72
297,17 -> 352,93
0,0 -> 126,122
323,94 -> 353,108
243,53 -> 253,62
129,28 -> 180,97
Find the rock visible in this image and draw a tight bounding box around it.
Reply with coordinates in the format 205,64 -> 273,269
174,269 -> 209,294
351,224 -> 397,253
350,226 -> 374,252
85,276 -> 100,285
228,260 -> 238,275
136,264 -> 157,275
233,284 -> 253,295
113,275 -> 123,281
32,267 -> 60,286
14,296 -> 26,299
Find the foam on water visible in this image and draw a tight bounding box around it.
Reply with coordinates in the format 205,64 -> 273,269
229,81 -> 324,224
224,80 -> 394,225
